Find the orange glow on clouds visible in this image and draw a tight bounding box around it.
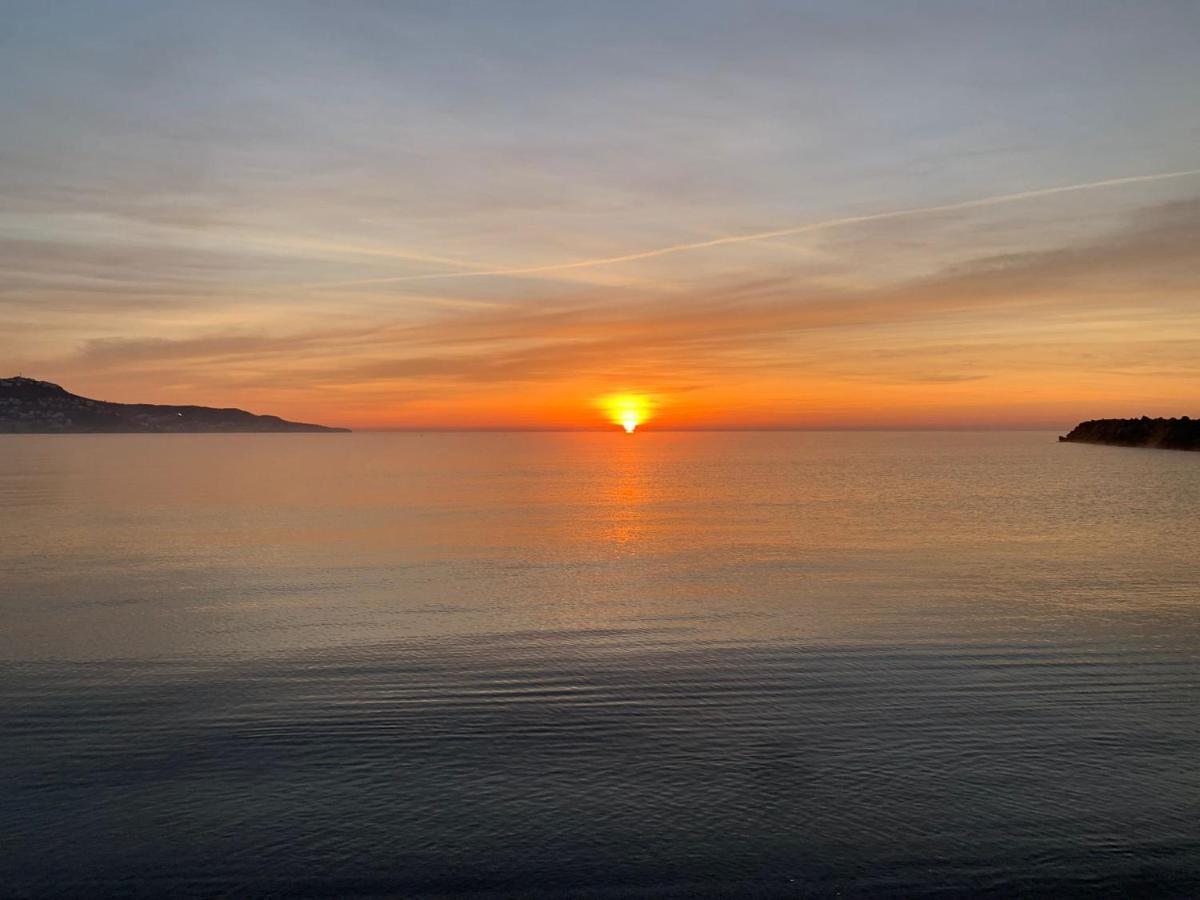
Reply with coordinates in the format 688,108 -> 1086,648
597,393 -> 655,432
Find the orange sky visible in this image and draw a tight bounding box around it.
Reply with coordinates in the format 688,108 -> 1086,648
18,186 -> 1197,433
3,4 -> 1199,430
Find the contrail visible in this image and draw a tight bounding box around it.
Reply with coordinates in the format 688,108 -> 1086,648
309,168 -> 1200,288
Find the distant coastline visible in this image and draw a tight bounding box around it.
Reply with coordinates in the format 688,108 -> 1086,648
1059,417 -> 1198,451
0,377 -> 349,433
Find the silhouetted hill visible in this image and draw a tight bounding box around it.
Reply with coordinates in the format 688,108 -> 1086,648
1059,417 -> 1198,451
0,377 -> 350,433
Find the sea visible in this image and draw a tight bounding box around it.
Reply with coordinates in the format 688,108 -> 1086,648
1,432 -> 1198,898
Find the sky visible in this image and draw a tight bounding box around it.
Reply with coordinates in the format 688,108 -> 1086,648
2,0 -> 1198,430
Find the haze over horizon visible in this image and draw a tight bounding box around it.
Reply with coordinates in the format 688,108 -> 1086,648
3,1 -> 1198,430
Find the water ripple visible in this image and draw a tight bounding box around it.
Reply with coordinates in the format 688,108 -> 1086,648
4,630 -> 1199,898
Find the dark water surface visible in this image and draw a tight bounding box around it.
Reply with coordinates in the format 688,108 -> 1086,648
2,432 -> 1198,898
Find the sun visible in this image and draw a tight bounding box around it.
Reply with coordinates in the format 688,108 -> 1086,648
596,393 -> 654,433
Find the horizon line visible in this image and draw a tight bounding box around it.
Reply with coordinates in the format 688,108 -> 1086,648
343,425 -> 1075,433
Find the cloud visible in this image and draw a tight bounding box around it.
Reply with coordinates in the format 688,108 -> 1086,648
21,194 -> 1195,426
300,169 -> 1200,288
348,195 -> 1200,379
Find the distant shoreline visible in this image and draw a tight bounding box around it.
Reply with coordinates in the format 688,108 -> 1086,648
1059,417 -> 1198,451
0,377 -> 349,434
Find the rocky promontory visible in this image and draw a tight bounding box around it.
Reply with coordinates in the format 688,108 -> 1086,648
0,377 -> 350,433
1059,417 -> 1199,451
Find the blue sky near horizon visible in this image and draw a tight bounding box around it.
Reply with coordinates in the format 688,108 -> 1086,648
2,0 -> 1198,428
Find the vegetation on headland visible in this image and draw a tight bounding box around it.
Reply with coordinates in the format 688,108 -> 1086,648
1059,417 -> 1198,451
0,377 -> 349,433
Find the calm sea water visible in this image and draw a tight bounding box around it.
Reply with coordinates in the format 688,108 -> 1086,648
1,432 -> 1198,898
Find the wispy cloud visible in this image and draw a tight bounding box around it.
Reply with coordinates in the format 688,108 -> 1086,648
5,2 -> 1199,426
34,197 -> 1198,426
300,169 -> 1200,287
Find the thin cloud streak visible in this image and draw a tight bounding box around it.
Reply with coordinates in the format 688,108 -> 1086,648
53,198 -> 1199,405
303,168 -> 1200,288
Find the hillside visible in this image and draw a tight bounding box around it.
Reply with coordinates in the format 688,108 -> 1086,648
1059,417 -> 1199,451
0,377 -> 350,433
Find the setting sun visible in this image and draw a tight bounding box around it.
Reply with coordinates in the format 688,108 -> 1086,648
597,393 -> 654,433
4,3 -> 1200,897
